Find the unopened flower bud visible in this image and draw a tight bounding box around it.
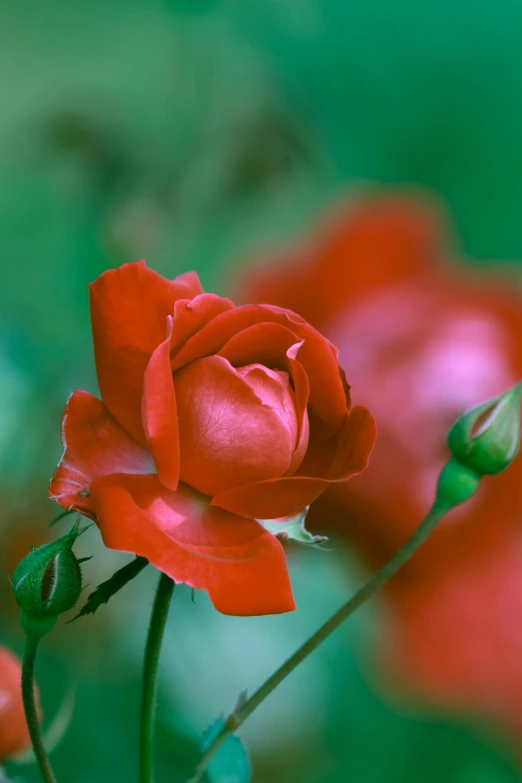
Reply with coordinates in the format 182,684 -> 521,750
12,529 -> 84,636
447,382 -> 522,476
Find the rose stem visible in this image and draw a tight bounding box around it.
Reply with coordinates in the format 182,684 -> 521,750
22,634 -> 57,783
140,572 -> 175,783
187,502 -> 450,783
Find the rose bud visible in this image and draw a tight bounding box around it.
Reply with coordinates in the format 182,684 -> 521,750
447,382 -> 522,476
12,529 -> 84,636
49,261 -> 375,616
0,646 -> 35,761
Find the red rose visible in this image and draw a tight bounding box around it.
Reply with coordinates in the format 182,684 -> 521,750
49,261 -> 375,616
0,646 -> 32,761
239,192 -> 522,728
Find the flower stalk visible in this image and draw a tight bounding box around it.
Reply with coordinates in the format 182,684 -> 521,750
140,573 -> 175,783
187,376 -> 522,783
21,634 -> 56,783
186,500 -> 449,782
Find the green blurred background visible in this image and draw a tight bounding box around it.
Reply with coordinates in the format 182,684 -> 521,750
1,1 -> 522,780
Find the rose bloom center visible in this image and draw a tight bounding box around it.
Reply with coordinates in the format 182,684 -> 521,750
174,356 -> 303,498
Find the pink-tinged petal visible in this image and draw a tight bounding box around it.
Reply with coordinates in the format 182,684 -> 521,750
212,406 -> 376,519
171,294 -> 235,355
217,322 -> 310,472
49,390 -> 154,517
172,271 -> 204,297
285,348 -> 310,475
276,309 -> 348,438
172,305 -> 347,436
89,261 -> 203,444
217,321 -> 301,370
236,364 -> 299,452
89,475 -> 296,616
142,316 -> 179,492
174,356 -> 295,497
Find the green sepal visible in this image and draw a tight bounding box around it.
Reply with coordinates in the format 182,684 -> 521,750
257,507 -> 327,546
434,458 -> 481,511
12,528 -> 85,622
20,610 -> 57,639
70,556 -> 148,621
201,716 -> 251,783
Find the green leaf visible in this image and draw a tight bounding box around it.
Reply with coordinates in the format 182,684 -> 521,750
70,556 -> 149,621
201,717 -> 251,783
257,507 -> 327,546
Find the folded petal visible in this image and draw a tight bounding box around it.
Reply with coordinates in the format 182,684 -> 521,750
212,406 -> 376,519
217,321 -> 301,370
326,406 -> 377,479
142,315 -> 179,492
174,356 -> 295,497
90,261 -> 203,444
49,390 -> 154,517
285,346 -> 310,474
172,304 -> 348,436
89,475 -> 295,615
171,293 -> 235,355
212,476 -> 329,520
217,322 -> 310,472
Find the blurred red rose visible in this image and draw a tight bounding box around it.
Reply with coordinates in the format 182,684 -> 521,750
49,261 -> 375,616
240,192 -> 522,732
0,646 -> 32,761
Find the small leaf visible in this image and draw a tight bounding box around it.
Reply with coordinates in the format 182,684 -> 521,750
201,717 -> 251,783
48,508 -> 77,528
70,556 -> 148,621
233,691 -> 248,712
258,507 -> 327,546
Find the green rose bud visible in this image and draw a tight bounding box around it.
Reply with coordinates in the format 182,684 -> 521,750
12,528 -> 85,636
447,381 -> 522,476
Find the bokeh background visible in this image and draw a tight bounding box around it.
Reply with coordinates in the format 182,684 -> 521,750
2,1 -> 522,781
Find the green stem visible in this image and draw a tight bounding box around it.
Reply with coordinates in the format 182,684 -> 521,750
187,502 -> 449,783
140,572 -> 175,783
21,634 -> 57,783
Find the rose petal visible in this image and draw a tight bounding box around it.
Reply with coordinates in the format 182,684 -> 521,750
172,304 -> 347,436
174,356 -> 295,497
213,476 -> 329,520
90,261 -> 203,444
218,322 -> 310,469
217,321 -> 301,370
89,475 -> 296,616
285,348 -> 310,474
49,390 -> 154,517
171,293 -> 235,355
142,315 -> 179,492
211,406 -> 376,519
237,364 -> 299,453
327,406 -> 378,478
